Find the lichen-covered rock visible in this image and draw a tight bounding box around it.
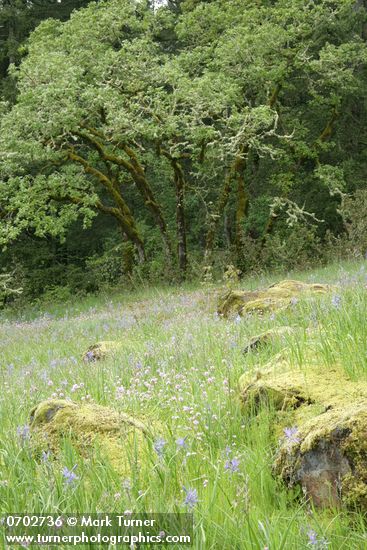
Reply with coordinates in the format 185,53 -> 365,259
218,279 -> 332,317
82,340 -> 123,362
29,399 -> 153,476
274,406 -> 367,508
243,326 -> 295,354
239,362 -> 367,508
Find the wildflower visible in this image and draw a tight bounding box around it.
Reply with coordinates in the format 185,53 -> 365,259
116,386 -> 125,399
85,350 -> 95,362
308,530 -> 318,545
183,486 -> 199,510
331,295 -> 342,308
307,529 -> 329,548
284,427 -> 300,445
234,314 -> 242,324
176,437 -> 187,449
225,457 -> 240,473
290,297 -> 299,306
62,465 -> 79,486
41,450 -> 51,463
153,437 -> 166,458
122,479 -> 131,490
17,424 -> 30,442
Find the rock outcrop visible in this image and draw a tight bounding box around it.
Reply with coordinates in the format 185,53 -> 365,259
218,280 -> 332,317
239,360 -> 367,508
30,399 -> 153,476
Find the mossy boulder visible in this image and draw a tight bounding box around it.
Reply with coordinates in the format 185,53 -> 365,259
82,340 -> 123,362
29,399 -> 154,476
218,279 -> 332,317
275,405 -> 367,508
243,326 -> 295,354
239,362 -> 367,508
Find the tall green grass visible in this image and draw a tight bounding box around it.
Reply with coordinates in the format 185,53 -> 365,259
1,259 -> 367,548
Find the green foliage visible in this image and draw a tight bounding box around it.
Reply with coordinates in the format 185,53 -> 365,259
0,0 -> 92,102
339,189 -> 367,257
0,0 -> 366,297
0,269 -> 22,305
262,224 -> 322,272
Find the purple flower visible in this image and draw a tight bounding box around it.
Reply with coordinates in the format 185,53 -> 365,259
85,351 -> 95,362
154,437 -> 166,458
122,479 -> 131,490
17,424 -> 30,442
41,450 -> 51,463
308,530 -> 318,545
225,445 -> 232,457
225,457 -> 240,473
62,465 -> 79,486
176,437 -> 187,449
284,427 -> 300,445
331,295 -> 342,308
290,297 -> 299,306
183,486 -> 199,510
306,529 -> 329,548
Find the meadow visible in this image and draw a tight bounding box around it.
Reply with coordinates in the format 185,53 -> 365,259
1,259 -> 367,549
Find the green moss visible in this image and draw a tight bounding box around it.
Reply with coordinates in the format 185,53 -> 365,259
218,279 -> 333,317
30,399 -> 155,477
240,358 -> 367,508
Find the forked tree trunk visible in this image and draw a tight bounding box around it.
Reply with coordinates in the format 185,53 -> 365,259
204,83 -> 282,264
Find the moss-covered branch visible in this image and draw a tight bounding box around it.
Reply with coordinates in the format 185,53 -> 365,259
66,150 -> 145,261
75,129 -> 173,261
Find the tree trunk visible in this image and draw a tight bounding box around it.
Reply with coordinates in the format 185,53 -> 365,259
112,208 -> 146,263
174,162 -> 188,278
234,157 -> 249,265
74,131 -> 172,264
66,150 -> 146,262
204,82 -> 283,266
160,150 -> 188,278
204,170 -> 232,263
121,145 -> 174,263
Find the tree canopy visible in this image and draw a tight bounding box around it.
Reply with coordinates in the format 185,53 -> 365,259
0,0 -> 366,295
